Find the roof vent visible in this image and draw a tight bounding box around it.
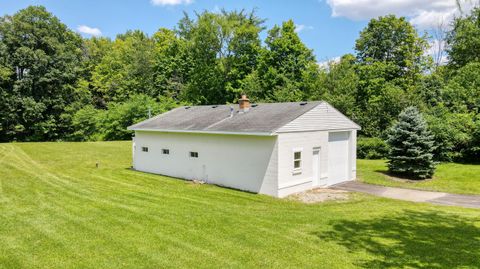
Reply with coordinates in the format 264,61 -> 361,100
185,106 -> 191,109
300,102 -> 308,106
251,104 -> 258,107
211,105 -> 218,108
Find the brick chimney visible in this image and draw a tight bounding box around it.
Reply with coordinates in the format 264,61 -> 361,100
239,94 -> 250,112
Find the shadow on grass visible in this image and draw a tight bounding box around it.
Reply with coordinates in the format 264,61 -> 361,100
374,170 -> 432,182
314,210 -> 480,268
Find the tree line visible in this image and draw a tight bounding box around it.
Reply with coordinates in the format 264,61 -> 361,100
0,6 -> 479,162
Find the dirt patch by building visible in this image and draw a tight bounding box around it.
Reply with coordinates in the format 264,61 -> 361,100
289,188 -> 350,203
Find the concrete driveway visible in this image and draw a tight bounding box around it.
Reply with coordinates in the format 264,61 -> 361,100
331,181 -> 480,209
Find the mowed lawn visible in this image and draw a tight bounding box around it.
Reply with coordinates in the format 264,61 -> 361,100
1,142 -> 480,268
358,159 -> 480,195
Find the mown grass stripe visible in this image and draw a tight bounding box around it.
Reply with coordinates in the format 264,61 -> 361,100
0,142 -> 479,268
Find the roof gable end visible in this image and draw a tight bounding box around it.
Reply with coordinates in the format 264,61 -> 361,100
274,101 -> 360,133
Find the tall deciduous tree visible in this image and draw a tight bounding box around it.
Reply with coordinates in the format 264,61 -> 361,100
354,15 -> 428,137
446,7 -> 480,69
355,61 -> 411,137
387,107 -> 436,179
177,10 -> 264,104
0,6 -> 83,141
92,30 -> 155,103
355,15 -> 429,86
316,54 -> 359,119
442,62 -> 480,113
79,37 -> 113,108
152,28 -> 191,100
255,20 -> 316,101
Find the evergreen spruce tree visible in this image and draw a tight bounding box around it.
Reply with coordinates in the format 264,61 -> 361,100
386,106 -> 436,179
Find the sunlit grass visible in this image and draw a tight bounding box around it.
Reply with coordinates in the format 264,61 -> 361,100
358,159 -> 480,194
0,142 -> 479,268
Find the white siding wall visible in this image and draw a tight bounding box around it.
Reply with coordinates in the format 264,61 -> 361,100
133,131 -> 278,196
276,102 -> 360,133
277,130 -> 357,197
133,129 -> 357,198
277,131 -> 329,197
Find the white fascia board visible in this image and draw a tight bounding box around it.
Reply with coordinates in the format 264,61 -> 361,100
129,128 -> 275,136
274,127 -> 360,134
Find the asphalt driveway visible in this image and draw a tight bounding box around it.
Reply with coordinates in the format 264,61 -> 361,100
332,181 -> 480,209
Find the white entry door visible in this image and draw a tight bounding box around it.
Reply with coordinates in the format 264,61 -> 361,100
312,148 -> 320,186
328,131 -> 350,185
312,147 -> 326,186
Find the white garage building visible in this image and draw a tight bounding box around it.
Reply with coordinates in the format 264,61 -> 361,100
128,95 -> 360,197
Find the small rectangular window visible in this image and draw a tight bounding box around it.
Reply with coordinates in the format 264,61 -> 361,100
189,151 -> 198,158
142,147 -> 148,152
162,149 -> 169,155
293,151 -> 302,169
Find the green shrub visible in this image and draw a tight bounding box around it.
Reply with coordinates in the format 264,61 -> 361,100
69,95 -> 182,141
425,106 -> 476,162
463,114 -> 480,162
357,137 -> 388,159
100,94 -> 181,141
70,105 -> 105,141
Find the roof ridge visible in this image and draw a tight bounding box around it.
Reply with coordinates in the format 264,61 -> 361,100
181,100 -> 323,107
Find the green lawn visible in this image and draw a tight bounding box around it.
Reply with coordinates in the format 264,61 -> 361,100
1,142 -> 480,268
358,159 -> 480,195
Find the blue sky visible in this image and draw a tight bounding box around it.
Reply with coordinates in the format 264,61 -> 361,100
0,0 -> 470,62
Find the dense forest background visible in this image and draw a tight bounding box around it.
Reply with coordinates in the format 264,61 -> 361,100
0,6 -> 479,162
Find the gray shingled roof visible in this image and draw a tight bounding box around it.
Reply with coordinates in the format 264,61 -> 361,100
128,101 -> 326,134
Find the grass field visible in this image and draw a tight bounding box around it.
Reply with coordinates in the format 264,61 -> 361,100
1,142 -> 480,268
358,159 -> 480,195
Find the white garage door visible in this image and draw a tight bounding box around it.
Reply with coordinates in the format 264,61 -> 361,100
328,131 -> 350,185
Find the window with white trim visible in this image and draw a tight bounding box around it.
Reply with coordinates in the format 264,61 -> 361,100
190,151 -> 199,158
293,151 -> 302,170
142,147 -> 148,152
162,149 -> 169,155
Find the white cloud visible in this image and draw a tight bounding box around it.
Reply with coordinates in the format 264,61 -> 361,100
77,25 -> 102,36
150,0 -> 193,6
426,39 -> 448,65
409,9 -> 455,29
295,24 -> 314,33
318,56 -> 341,69
326,0 -> 476,29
